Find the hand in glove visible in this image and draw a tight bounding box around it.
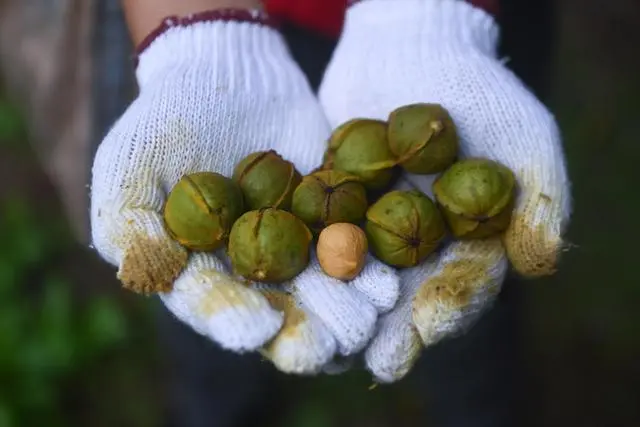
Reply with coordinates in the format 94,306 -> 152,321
319,0 -> 571,382
90,11 -> 399,375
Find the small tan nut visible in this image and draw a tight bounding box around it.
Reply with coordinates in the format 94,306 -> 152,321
317,223 -> 368,281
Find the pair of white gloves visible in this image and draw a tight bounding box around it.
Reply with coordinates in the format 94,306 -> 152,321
91,0 -> 570,383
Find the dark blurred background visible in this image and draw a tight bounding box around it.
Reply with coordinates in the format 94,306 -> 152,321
0,0 -> 638,426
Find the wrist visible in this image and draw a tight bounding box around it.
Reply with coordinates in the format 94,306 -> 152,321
343,0 -> 499,57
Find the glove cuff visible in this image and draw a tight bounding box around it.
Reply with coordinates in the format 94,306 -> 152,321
134,9 -> 307,94
347,0 -> 499,18
342,0 -> 499,58
134,9 -> 278,59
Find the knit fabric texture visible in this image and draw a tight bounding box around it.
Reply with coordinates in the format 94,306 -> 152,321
347,0 -> 499,18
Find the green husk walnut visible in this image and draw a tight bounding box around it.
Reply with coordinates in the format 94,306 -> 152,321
365,190 -> 446,268
292,170 -> 368,233
232,150 -> 302,210
228,208 -> 313,283
433,158 -> 516,239
163,172 -> 244,251
388,103 -> 459,174
323,119 -> 397,191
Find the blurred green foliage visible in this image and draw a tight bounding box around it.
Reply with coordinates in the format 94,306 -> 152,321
0,100 -> 25,146
0,94 -> 163,427
0,198 -> 129,427
280,371 -> 425,427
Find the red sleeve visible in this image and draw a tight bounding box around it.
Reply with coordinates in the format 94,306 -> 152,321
263,0 -> 347,39
263,0 -> 499,40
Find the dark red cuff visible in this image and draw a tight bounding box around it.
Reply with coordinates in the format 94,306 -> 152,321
134,9 -> 279,62
347,0 -> 499,18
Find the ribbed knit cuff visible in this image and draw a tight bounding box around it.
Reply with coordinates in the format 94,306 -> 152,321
135,15 -> 306,94
134,9 -> 278,66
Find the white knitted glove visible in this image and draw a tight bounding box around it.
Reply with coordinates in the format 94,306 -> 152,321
319,0 -> 571,382
90,15 -> 399,375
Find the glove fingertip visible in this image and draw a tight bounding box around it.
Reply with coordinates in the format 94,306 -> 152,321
411,238 -> 507,345
162,258 -> 285,352
261,293 -> 337,374
364,320 -> 422,384
504,211 -> 564,278
114,209 -> 188,295
503,178 -> 570,278
118,235 -> 187,294
294,274 -> 378,356
411,270 -> 502,347
352,255 -> 400,313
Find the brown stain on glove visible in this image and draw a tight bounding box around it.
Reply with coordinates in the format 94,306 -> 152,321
118,233 -> 187,294
412,238 -> 504,345
391,325 -> 424,382
195,272 -> 271,317
504,192 -> 565,278
261,289 -> 306,342
414,259 -> 490,310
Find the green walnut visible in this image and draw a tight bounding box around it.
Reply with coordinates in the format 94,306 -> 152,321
433,158 -> 516,239
365,190 -> 446,268
232,150 -> 302,210
387,103 -> 459,174
323,119 -> 397,191
228,208 -> 313,283
163,172 -> 244,251
291,170 -> 368,233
